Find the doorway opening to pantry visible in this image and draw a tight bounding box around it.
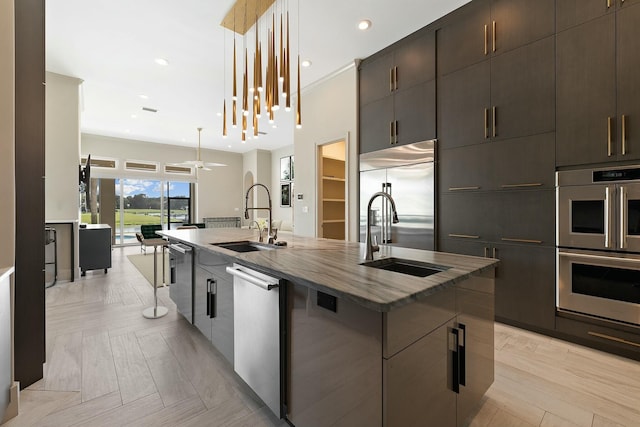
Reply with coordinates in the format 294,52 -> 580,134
317,140 -> 347,240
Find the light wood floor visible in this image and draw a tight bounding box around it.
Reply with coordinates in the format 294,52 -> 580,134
5,246 -> 640,426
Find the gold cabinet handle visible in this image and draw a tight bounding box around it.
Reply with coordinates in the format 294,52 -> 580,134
622,114 -> 627,155
484,24 -> 488,55
492,247 -> 498,258
500,183 -> 543,188
484,247 -> 489,257
607,0 -> 612,7
390,121 -> 394,145
492,106 -> 497,137
389,68 -> 394,92
492,21 -> 496,52
484,108 -> 489,139
394,66 -> 398,91
394,120 -> 398,144
501,237 -> 543,244
607,116 -> 613,156
449,234 -> 480,239
449,186 -> 481,191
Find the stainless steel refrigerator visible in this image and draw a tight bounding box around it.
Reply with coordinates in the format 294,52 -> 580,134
359,140 -> 435,250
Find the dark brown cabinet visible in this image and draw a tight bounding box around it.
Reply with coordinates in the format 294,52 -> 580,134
557,1 -> 640,166
438,0 -> 555,76
556,0 -> 640,32
359,29 -> 435,154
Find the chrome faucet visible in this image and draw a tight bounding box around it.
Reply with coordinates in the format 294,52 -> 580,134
364,192 -> 399,261
244,183 -> 276,244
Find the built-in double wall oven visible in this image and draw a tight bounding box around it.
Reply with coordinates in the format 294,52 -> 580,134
557,166 -> 640,326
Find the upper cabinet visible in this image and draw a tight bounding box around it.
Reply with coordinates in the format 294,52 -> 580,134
437,0 -> 556,151
556,1 -> 640,166
438,0 -> 555,76
359,29 -> 436,154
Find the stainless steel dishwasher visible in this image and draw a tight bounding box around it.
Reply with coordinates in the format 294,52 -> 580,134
226,263 -> 284,418
168,243 -> 193,323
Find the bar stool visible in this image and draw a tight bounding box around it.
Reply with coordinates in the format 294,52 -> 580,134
142,240 -> 169,319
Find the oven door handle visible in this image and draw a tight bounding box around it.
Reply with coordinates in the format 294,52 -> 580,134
605,186 -> 614,249
558,251 -> 639,264
620,186 -> 628,250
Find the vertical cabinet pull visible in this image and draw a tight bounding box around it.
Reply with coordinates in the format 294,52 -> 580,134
623,115 -> 628,154
492,21 -> 496,52
389,121 -> 394,145
492,106 -> 497,137
484,108 -> 490,139
620,186 -> 628,249
484,24 -> 488,55
607,116 -> 613,156
394,66 -> 398,91
389,68 -> 394,92
394,120 -> 398,144
492,247 -> 498,258
607,0 -> 612,7
458,324 -> 466,386
206,278 -> 217,319
449,328 -> 460,394
484,247 -> 489,258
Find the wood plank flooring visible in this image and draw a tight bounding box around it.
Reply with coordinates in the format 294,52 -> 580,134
5,246 -> 640,426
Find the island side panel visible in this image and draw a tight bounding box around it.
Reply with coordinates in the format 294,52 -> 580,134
287,282 -> 383,427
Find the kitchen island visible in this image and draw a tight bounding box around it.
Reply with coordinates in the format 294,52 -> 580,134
159,228 -> 498,427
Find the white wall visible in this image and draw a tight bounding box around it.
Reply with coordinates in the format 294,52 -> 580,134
293,65 -> 358,240
45,72 -> 82,221
271,145 -> 294,226
0,0 -> 15,268
82,134 -> 245,222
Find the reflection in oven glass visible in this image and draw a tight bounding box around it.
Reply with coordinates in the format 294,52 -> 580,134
572,263 -> 640,304
628,200 -> 640,236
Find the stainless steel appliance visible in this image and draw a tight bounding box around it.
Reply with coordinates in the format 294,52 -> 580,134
168,243 -> 193,323
359,140 -> 435,250
557,166 -> 640,326
226,264 -> 284,418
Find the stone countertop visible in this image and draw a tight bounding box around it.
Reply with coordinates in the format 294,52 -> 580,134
158,228 -> 499,312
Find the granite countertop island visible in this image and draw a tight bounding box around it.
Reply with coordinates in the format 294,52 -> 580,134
158,228 -> 498,312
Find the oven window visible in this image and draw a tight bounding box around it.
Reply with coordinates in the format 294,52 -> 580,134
572,263 -> 640,304
628,200 -> 640,236
571,200 -> 604,234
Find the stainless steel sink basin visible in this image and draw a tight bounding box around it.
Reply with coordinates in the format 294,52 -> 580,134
361,257 -> 449,277
212,241 -> 277,253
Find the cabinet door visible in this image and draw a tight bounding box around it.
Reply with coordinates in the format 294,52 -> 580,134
438,237 -> 487,258
439,192 -> 493,242
394,30 -> 435,90
556,14 -> 616,167
493,244 -> 556,330
439,145 -> 492,193
491,0 -> 555,55
193,265 -> 212,341
383,321 -> 457,427
491,132 -> 556,191
557,0 -> 613,32
492,189 -> 556,246
209,267 -> 234,364
616,2 -> 640,161
438,60 -> 490,150
437,0 -> 491,76
359,52 -> 394,106
457,287 -> 494,427
490,36 -> 556,141
359,97 -> 394,154
394,80 -> 436,146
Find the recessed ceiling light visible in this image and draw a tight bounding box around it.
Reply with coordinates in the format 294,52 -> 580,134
216,112 -> 222,117
228,145 -> 231,148
131,114 -> 137,119
125,129 -> 130,133
358,19 -> 372,30
301,60 -> 312,67
154,58 -> 169,66
139,94 -> 148,99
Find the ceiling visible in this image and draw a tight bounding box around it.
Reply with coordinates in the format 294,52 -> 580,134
46,0 -> 470,154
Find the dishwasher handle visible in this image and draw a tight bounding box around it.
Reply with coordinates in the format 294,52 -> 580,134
169,243 -> 192,254
226,266 -> 279,291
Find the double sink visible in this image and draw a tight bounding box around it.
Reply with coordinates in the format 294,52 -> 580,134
214,240 -> 449,278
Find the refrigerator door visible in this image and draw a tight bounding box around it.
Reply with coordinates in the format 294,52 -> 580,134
359,168 -> 387,245
386,162 -> 434,250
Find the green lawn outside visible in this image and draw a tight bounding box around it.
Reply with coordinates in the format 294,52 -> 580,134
81,209 -> 187,226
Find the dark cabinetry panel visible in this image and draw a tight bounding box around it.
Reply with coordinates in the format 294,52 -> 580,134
359,30 -> 436,154
556,14 -> 616,166
556,0 -> 640,32
557,2 -> 640,166
492,244 -> 556,331
490,0 -> 556,55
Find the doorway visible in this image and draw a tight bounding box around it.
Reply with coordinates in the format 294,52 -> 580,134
318,140 -> 347,240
